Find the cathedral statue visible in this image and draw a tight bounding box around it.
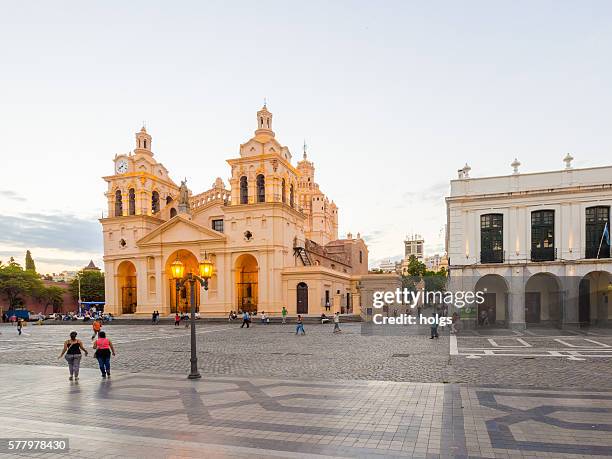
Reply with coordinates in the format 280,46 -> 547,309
178,179 -> 190,213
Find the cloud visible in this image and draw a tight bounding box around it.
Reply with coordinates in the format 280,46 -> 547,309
1,190 -> 26,202
0,212 -> 102,253
361,229 -> 387,244
402,181 -> 449,205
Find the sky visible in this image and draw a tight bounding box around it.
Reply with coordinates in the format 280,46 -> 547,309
1,0 -> 611,274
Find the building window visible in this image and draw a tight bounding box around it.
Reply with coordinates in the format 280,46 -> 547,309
359,250 -> 363,264
128,188 -> 136,215
256,174 -> 265,203
531,210 -> 555,261
170,207 -> 177,218
166,196 -> 173,205
480,213 -> 503,263
212,219 -> 224,233
281,178 -> 286,203
240,176 -> 248,204
586,206 -> 610,259
114,190 -> 123,217
289,184 -> 294,208
151,191 -> 160,213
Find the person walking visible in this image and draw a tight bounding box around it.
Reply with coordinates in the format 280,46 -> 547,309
93,331 -> 116,378
91,319 -> 102,340
58,331 -> 88,381
430,311 -> 439,339
17,318 -> 23,336
333,311 -> 341,333
174,312 -> 180,327
451,311 -> 460,335
296,315 -> 305,335
241,310 -> 251,328
151,311 -> 156,324
281,306 -> 287,324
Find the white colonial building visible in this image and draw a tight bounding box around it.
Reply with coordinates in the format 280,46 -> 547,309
446,155 -> 612,329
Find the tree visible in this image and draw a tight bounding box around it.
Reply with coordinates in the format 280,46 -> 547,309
44,286 -> 65,314
25,250 -> 36,273
0,260 -> 43,309
405,255 -> 427,277
69,270 -> 105,303
401,256 -> 447,293
32,284 -> 65,314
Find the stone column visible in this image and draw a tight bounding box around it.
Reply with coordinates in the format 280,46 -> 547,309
507,272 -> 526,329
561,276 -> 580,329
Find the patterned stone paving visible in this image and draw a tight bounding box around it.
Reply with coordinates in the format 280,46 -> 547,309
1,365 -> 611,458
1,323 -> 612,457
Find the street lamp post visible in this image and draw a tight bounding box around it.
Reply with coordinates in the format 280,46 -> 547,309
77,273 -> 82,315
170,254 -> 214,379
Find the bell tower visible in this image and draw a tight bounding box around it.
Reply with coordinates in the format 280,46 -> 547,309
255,104 -> 274,139
135,126 -> 153,155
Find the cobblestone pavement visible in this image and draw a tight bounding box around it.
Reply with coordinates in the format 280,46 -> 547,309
1,364 -> 611,458
0,322 -> 451,383
2,323 -> 612,390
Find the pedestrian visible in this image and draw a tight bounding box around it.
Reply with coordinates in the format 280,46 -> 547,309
241,310 -> 250,328
333,311 -> 341,333
430,312 -> 439,339
17,318 -> 23,336
91,319 -> 102,340
174,312 -> 180,327
184,313 -> 190,328
260,311 -> 267,324
151,311 -> 156,324
93,331 -> 116,378
451,311 -> 460,335
281,306 -> 287,324
58,331 -> 88,381
296,314 -> 305,335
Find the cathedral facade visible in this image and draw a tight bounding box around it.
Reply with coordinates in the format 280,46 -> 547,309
100,105 -> 368,316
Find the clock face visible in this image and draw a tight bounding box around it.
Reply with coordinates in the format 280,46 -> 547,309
116,159 -> 128,174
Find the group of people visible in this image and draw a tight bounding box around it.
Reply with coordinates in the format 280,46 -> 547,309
151,310 -> 161,324
58,319 -> 117,380
174,312 -> 191,327
237,308 -> 342,334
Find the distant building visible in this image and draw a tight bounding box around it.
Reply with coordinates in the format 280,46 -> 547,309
83,260 -> 101,272
404,234 -> 424,261
377,259 -> 398,273
51,271 -> 77,283
425,253 -> 448,272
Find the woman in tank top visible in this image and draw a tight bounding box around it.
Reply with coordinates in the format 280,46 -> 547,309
58,331 -> 88,381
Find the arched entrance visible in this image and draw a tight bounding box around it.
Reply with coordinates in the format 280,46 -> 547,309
525,273 -> 562,327
117,261 -> 137,314
579,271 -> 612,326
474,274 -> 509,326
297,282 -> 308,314
165,250 -> 201,313
235,254 -> 258,313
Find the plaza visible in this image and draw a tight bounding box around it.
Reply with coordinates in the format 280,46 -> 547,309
1,321 -> 612,458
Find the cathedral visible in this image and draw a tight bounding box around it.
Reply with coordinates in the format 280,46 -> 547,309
100,105 -> 369,316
